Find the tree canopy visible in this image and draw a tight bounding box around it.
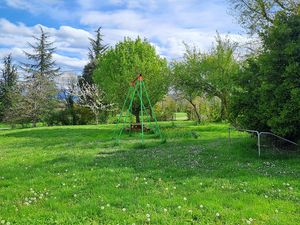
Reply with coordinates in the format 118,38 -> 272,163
230,12 -> 300,140
93,37 -> 169,122
229,0 -> 299,34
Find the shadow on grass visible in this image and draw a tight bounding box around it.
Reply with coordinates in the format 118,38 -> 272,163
2,125 -> 299,183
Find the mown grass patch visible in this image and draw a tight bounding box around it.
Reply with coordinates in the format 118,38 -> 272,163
0,122 -> 299,224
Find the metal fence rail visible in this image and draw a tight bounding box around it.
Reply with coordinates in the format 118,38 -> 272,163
228,127 -> 299,157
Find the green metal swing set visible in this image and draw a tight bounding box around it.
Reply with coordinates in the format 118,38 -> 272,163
114,74 -> 163,145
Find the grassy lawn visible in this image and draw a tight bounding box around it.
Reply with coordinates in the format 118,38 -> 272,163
0,122 -> 299,224
173,112 -> 188,121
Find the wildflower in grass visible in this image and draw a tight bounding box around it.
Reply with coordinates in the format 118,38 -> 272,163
164,208 -> 167,212
165,187 -> 168,191
106,204 -> 110,207
101,206 -> 105,210
289,187 -> 293,190
183,197 -> 187,201
6,222 -> 10,225
62,183 -> 65,186
216,212 -> 220,217
246,220 -> 251,224
200,204 -> 203,209
264,195 -> 268,198
146,214 -> 150,218
73,194 -> 77,198
178,205 -> 182,209
249,218 -> 253,222
146,204 -> 150,207
173,186 -> 176,190
116,184 -> 121,188
275,209 -> 279,213
221,186 -> 224,189
200,182 -> 203,186
145,182 -> 148,185
188,209 -> 192,213
243,189 -> 247,193
1,220 -> 5,224
135,177 -> 139,181
122,208 -> 126,212
143,178 -> 147,181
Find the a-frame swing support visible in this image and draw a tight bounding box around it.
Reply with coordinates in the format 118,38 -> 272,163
114,74 -> 163,144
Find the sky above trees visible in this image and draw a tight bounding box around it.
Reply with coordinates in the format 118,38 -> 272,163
0,0 -> 248,73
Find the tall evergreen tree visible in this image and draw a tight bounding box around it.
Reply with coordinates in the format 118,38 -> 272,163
81,27 -> 108,84
0,54 -> 18,121
21,27 -> 60,127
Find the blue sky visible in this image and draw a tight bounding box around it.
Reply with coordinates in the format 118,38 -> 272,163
0,0 -> 248,73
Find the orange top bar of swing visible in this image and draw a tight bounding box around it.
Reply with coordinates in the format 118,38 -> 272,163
130,74 -> 143,86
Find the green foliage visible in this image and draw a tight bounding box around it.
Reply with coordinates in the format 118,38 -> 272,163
154,96 -> 177,121
171,45 -> 204,122
0,123 -> 299,224
93,37 -> 169,122
20,27 -> 60,127
0,54 -> 18,121
229,0 -> 299,34
81,27 -> 108,85
202,34 -> 240,120
46,104 -> 95,126
230,12 -> 300,140
171,36 -> 239,122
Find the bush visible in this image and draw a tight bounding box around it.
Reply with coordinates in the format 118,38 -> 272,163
230,12 -> 300,141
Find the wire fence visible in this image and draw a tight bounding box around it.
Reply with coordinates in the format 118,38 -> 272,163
228,127 -> 299,157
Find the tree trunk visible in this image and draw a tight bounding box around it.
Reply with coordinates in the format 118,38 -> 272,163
220,96 -> 228,121
95,112 -> 99,125
32,117 -> 37,127
189,100 -> 201,124
134,110 -> 140,123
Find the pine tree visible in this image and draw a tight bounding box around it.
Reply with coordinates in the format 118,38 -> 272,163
21,27 -> 60,127
0,54 -> 18,121
81,27 -> 108,84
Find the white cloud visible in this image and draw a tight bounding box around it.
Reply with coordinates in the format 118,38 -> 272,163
1,0 -> 251,72
0,19 -> 90,72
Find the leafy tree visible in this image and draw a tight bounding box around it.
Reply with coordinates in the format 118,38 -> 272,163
93,37 -> 169,123
202,35 -> 240,120
0,54 -> 18,121
171,45 -> 205,123
81,27 -> 108,85
171,36 -> 239,122
229,0 -> 299,34
21,27 -> 60,127
230,12 -> 300,140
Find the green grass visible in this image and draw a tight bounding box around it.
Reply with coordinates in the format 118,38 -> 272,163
0,123 -> 10,129
0,122 -> 299,224
173,112 -> 188,121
